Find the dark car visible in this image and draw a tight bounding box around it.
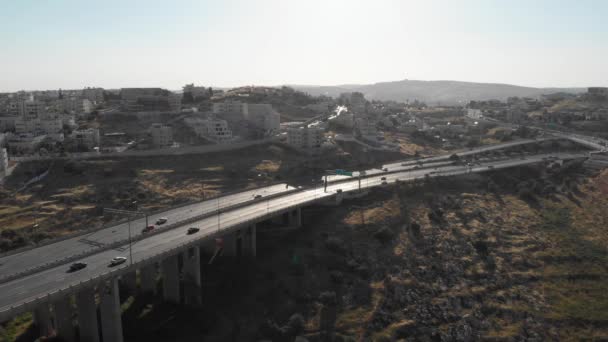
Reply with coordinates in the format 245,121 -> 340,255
380,177 -> 386,181
254,194 -> 263,199
142,225 -> 155,233
68,262 -> 87,272
187,227 -> 200,235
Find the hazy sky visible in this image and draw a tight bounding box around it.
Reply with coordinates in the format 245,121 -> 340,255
1,0 -> 607,91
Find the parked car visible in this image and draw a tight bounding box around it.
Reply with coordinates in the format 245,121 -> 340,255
142,225 -> 155,233
187,227 -> 200,235
156,217 -> 168,225
109,257 -> 127,267
68,262 -> 87,272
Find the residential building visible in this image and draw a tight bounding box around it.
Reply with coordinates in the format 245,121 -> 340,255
82,87 -> 105,103
245,104 -> 281,134
7,134 -> 47,153
168,93 -> 182,112
71,128 -> 100,148
212,100 -> 246,116
340,92 -> 367,113
588,87 -> 608,99
305,101 -> 333,114
120,88 -> 178,112
354,116 -> 378,139
11,99 -> 45,118
213,101 -> 280,134
56,98 -> 93,115
287,126 -> 324,155
0,148 -> 8,176
466,108 -> 483,119
183,84 -> 210,100
149,123 -> 173,148
185,117 -> 233,143
14,116 -> 63,135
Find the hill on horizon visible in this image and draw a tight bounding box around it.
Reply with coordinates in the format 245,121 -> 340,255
291,79 -> 586,105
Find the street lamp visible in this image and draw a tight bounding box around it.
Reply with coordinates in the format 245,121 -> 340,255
103,204 -> 147,266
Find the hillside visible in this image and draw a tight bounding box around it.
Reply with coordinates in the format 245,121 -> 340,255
292,79 -> 585,105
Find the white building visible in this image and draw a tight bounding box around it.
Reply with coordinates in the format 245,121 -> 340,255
57,98 -> 93,115
11,99 -> 45,118
149,123 -> 173,148
213,101 -> 281,134
82,87 -> 104,103
14,116 -> 63,135
168,93 -> 182,112
71,128 -> 100,148
245,104 -> 281,134
287,126 -> 324,155
466,108 -> 483,119
185,117 -> 233,143
212,100 -> 246,115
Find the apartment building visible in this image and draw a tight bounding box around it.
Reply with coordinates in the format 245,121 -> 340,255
149,123 -> 173,148
82,87 -> 105,103
185,117 -> 232,143
213,101 -> 281,134
287,126 -> 324,155
14,116 -> 63,134
71,128 -> 100,148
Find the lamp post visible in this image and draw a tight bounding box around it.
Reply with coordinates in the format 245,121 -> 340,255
104,204 -> 146,266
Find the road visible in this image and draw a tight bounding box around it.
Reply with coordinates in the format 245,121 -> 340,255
0,151 -> 589,319
0,184 -> 296,282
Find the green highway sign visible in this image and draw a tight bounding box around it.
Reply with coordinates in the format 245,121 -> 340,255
335,169 -> 353,176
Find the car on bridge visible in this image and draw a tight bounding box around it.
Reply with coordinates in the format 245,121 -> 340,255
381,177 -> 386,181
68,262 -> 87,272
109,256 -> 127,267
187,227 -> 200,235
254,194 -> 263,199
142,225 -> 155,233
156,217 -> 168,225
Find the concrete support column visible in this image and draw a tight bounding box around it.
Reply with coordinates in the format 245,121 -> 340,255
120,271 -> 137,293
289,208 -> 302,228
249,224 -> 257,257
99,278 -> 123,342
182,246 -> 202,306
33,303 -> 53,338
140,263 -> 157,294
222,232 -> 237,257
161,255 -> 180,303
53,296 -> 75,342
76,286 -> 100,342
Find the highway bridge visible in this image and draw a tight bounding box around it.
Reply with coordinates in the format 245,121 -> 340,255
0,137 -> 596,342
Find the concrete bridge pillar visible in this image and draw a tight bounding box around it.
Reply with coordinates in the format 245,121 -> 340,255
161,255 -> 180,303
120,271 -> 137,294
53,296 -> 75,342
140,263 -> 157,294
33,302 -> 53,338
288,208 -> 302,228
246,224 -> 257,257
76,286 -> 100,342
182,246 -> 202,306
222,231 -> 238,257
99,278 -> 123,342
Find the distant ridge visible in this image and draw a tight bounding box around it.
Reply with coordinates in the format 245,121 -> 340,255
290,79 -> 586,105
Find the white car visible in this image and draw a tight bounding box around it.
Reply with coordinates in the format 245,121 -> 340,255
156,217 -> 168,225
109,256 -> 127,266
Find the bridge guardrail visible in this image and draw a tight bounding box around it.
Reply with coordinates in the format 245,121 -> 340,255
0,187 -> 302,284
0,182 -> 289,260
